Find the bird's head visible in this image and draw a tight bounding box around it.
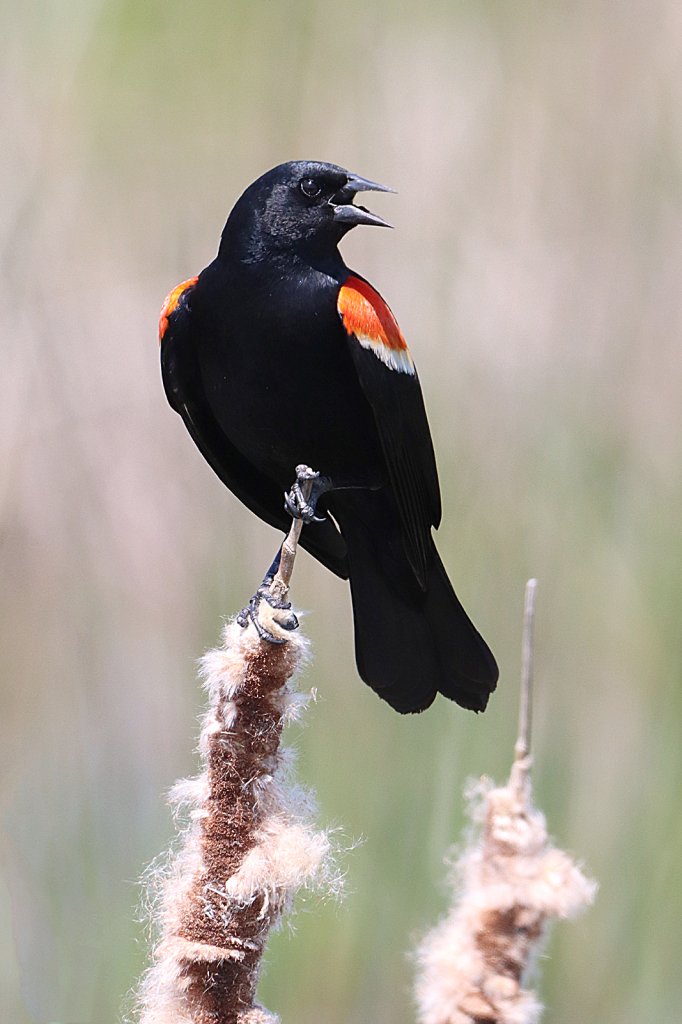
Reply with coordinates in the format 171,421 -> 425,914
219,161 -> 394,264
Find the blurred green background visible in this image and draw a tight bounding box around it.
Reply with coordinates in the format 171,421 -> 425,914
1,0 -> 681,1021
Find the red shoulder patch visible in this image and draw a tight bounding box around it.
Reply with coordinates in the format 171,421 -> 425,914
338,276 -> 415,374
159,276 -> 198,343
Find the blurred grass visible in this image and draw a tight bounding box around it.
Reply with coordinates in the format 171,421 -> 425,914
1,0 -> 682,1021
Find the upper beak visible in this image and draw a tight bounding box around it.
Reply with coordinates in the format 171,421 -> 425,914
331,173 -> 395,229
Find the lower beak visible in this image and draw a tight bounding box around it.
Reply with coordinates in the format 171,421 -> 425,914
332,204 -> 393,229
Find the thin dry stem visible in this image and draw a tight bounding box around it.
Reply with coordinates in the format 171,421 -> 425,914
515,579 -> 537,763
270,469 -> 314,604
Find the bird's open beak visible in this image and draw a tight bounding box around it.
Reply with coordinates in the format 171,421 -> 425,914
331,173 -> 395,229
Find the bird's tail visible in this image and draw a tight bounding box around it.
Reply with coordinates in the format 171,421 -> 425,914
330,491 -> 498,714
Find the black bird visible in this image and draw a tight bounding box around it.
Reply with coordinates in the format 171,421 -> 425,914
160,161 -> 498,713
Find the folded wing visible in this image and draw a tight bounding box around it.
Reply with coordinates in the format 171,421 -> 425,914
337,274 -> 441,588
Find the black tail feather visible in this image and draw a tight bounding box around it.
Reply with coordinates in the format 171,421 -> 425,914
330,491 -> 498,714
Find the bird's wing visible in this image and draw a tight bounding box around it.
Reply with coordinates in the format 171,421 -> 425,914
337,274 -> 441,589
160,278 -> 349,578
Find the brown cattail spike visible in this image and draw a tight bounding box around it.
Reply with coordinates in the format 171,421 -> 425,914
415,579 -> 597,1024
135,470 -> 340,1023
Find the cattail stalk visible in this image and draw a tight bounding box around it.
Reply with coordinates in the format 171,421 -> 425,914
135,473 -> 337,1024
415,580 -> 597,1024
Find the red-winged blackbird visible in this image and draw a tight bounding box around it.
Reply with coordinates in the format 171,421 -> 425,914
160,161 -> 498,713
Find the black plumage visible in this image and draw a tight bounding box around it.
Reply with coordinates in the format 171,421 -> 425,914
160,160 -> 497,713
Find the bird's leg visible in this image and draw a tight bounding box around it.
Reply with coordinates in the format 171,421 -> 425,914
284,466 -> 331,523
238,464 -> 320,643
236,545 -> 299,644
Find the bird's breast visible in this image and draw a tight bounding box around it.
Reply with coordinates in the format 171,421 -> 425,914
195,267 -> 384,489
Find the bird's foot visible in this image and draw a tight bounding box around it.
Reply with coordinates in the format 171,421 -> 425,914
236,586 -> 299,644
238,465 -> 327,643
236,546 -> 299,643
284,465 -> 330,523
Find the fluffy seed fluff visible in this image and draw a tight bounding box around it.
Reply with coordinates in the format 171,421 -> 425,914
135,618 -> 340,1024
414,756 -> 597,1024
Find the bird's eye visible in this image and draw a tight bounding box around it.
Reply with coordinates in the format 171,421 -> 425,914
300,177 -> 322,198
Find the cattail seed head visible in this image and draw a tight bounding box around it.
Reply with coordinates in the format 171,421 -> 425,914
135,620 -> 339,1024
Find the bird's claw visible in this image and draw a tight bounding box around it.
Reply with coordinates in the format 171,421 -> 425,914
284,465 -> 326,523
237,584 -> 299,644
284,486 -> 324,523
